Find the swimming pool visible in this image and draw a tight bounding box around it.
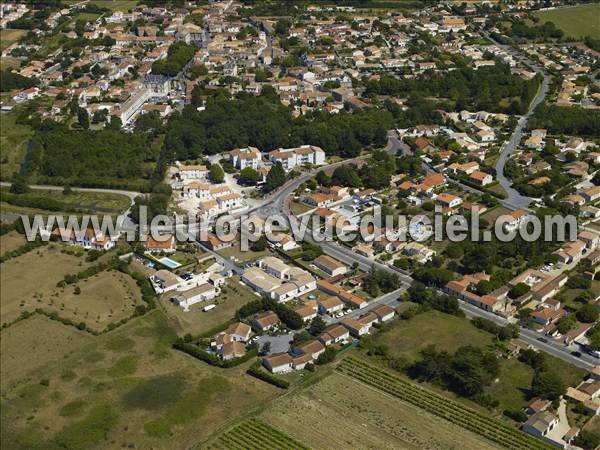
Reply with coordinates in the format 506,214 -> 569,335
159,257 -> 181,269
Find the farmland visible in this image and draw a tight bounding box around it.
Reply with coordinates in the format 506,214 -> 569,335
206,418 -> 309,450
1,310 -> 280,450
534,4 -> 600,39
337,357 -> 555,450
260,369 -> 502,450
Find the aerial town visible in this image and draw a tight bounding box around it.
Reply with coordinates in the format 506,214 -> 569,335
0,0 -> 599,449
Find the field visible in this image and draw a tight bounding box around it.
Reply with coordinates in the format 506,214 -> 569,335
64,0 -> 136,12
217,244 -> 270,264
534,4 -> 600,39
336,357 -> 555,450
373,310 -> 494,361
0,230 -> 26,254
0,112 -> 33,181
160,276 -> 260,336
372,311 -> 586,413
0,29 -> 26,50
259,370 -> 502,450
1,310 -> 280,450
1,187 -> 132,215
1,314 -> 94,391
206,418 -> 309,450
0,245 -> 95,325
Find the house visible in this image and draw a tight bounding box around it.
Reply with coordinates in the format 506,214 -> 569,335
415,173 -> 446,196
447,161 -> 479,175
525,136 -> 544,150
150,269 -> 183,294
318,324 -> 350,346
578,230 -> 599,250
219,341 -> 246,360
469,171 -> 493,186
522,411 -> 560,441
302,192 -> 338,208
268,145 -> 325,171
341,317 -> 372,336
294,302 -> 318,322
294,339 -> 325,361
226,322 -> 252,342
171,283 -> 217,310
582,186 -> 600,203
251,311 -> 280,331
435,193 -> 462,209
277,234 -> 300,252
53,227 -> 117,251
317,280 -> 368,309
200,233 -> 234,251
317,296 -> 345,315
144,234 -> 176,253
530,307 -> 564,327
502,210 -> 525,231
371,304 -> 395,322
177,164 -> 208,180
403,242 -> 436,264
553,240 -> 585,264
262,353 -> 293,373
242,257 -> 316,303
526,398 -> 551,415
314,255 -> 347,277
353,243 -> 374,258
229,146 -> 261,170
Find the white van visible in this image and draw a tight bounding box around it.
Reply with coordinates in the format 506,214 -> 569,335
203,304 -> 216,312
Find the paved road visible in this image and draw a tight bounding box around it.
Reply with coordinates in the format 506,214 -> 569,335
483,31 -> 551,210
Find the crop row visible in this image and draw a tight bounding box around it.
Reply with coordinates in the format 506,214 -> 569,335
337,357 -> 555,450
207,418 -> 310,450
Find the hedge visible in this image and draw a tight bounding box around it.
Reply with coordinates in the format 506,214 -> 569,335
173,341 -> 258,368
246,361 -> 290,389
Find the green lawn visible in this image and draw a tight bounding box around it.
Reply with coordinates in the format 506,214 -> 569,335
0,112 -> 33,181
0,29 -> 26,51
373,310 -> 495,361
534,4 -> 600,39
65,0 -> 136,12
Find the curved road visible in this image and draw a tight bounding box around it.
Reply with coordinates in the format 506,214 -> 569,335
485,32 -> 551,210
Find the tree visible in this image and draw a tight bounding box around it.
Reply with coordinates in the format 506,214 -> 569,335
106,115 -> 122,130
265,161 -> 286,192
531,370 -> 565,400
576,304 -> 599,323
508,282 -> 530,299
309,316 -> 326,336
250,235 -> 267,252
9,174 -> 28,194
316,346 -> 337,365
260,341 -> 271,355
574,430 -> 600,450
239,167 -> 261,185
209,164 -> 224,183
77,107 -> 89,129
62,185 -> 72,195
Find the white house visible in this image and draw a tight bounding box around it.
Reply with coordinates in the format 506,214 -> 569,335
229,147 -> 261,170
268,145 -> 326,171
177,165 -> 208,180
171,283 -> 217,310
262,353 -> 293,374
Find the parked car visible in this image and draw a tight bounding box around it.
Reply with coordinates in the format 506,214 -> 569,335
571,351 -> 582,358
